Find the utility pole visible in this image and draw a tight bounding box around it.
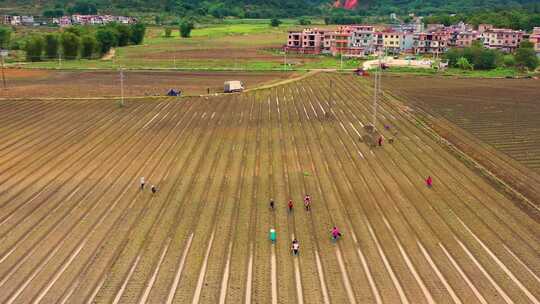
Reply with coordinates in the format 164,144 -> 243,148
283,50 -> 287,72
372,53 -> 382,127
0,50 -> 7,90
119,68 -> 125,106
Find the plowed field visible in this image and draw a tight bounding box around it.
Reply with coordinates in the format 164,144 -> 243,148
0,69 -> 296,98
0,73 -> 538,304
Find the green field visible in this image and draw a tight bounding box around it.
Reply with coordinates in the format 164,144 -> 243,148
18,22 -> 362,71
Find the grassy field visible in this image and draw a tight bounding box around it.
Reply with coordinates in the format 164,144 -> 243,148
0,72 -> 538,303
17,22 -> 359,71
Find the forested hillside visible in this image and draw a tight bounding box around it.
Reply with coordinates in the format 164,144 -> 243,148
1,0 -> 539,18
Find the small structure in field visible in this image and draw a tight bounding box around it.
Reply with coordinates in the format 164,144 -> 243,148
224,81 -> 244,93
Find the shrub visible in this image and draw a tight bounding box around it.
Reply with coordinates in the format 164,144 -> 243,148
179,21 -> 194,38
25,35 -> 44,62
81,35 -> 97,59
0,26 -> 11,49
298,17 -> 311,25
115,24 -> 131,46
130,23 -> 146,44
164,27 -> 172,38
44,33 -> 60,59
96,28 -> 118,54
270,18 -> 282,27
60,31 -> 81,59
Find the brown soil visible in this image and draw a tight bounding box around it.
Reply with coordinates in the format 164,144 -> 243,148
0,73 -> 538,304
0,69 -> 297,98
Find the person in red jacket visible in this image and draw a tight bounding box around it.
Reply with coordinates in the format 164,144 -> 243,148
426,176 -> 433,188
378,135 -> 383,147
288,200 -> 294,213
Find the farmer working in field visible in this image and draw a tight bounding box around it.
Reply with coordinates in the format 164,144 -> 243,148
304,194 -> 311,211
288,200 -> 294,213
270,199 -> 275,211
331,226 -> 342,242
140,177 -> 145,190
426,176 -> 433,188
291,239 -> 299,256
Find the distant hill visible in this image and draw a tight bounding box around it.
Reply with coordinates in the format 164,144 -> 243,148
0,0 -> 539,18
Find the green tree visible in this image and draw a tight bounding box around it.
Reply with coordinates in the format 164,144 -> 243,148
81,35 -> 97,59
179,21 -> 194,38
456,57 -> 473,70
129,23 -> 146,45
96,28 -> 118,54
515,42 -> 539,70
298,17 -> 311,25
0,26 -> 11,49
164,27 -> 172,38
25,35 -> 44,62
270,18 -> 282,27
68,1 -> 98,15
502,54 -> 516,67
115,24 -> 131,46
61,32 -> 81,59
43,9 -> 64,18
44,33 -> 60,59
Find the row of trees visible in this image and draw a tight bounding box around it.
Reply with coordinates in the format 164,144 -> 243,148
444,41 -> 539,71
22,23 -> 145,61
423,9 -> 540,32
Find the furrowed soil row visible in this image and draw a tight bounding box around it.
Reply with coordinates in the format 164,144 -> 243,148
267,88 -> 299,304
92,97 -> 232,303
322,73 -> 536,302
252,89 -> 274,304
222,92 -> 259,304
0,99 -> 120,170
1,72 -> 538,303
129,94 -> 242,304
310,76 -> 494,303
212,92 -> 254,304
336,75 -> 536,300
60,100 -> 206,304
387,88 -> 540,192
18,99 -> 200,304
279,84 -> 352,304
292,81 -> 421,301
163,95 -> 241,304
242,90 -> 266,304
337,74 -> 539,244
0,101 -> 153,244
196,93 -> 253,304
0,101 -> 152,217
0,100 -> 194,304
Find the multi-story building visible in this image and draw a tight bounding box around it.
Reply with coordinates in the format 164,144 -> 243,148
349,25 -> 375,54
481,28 -> 523,52
413,31 -> 451,54
382,30 -> 413,53
286,28 -> 330,54
529,27 -> 540,56
478,23 -> 494,33
452,31 -> 479,48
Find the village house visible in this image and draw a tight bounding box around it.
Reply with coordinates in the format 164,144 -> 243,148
285,22 -> 530,57
529,27 -> 540,56
413,31 -> 451,55
481,28 -> 523,53
286,28 -> 329,54
452,31 -> 480,48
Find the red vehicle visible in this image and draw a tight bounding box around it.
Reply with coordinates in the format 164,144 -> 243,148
354,68 -> 369,76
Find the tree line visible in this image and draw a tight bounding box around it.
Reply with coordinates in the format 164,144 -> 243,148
0,23 -> 146,61
444,41 -> 539,71
423,9 -> 540,32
